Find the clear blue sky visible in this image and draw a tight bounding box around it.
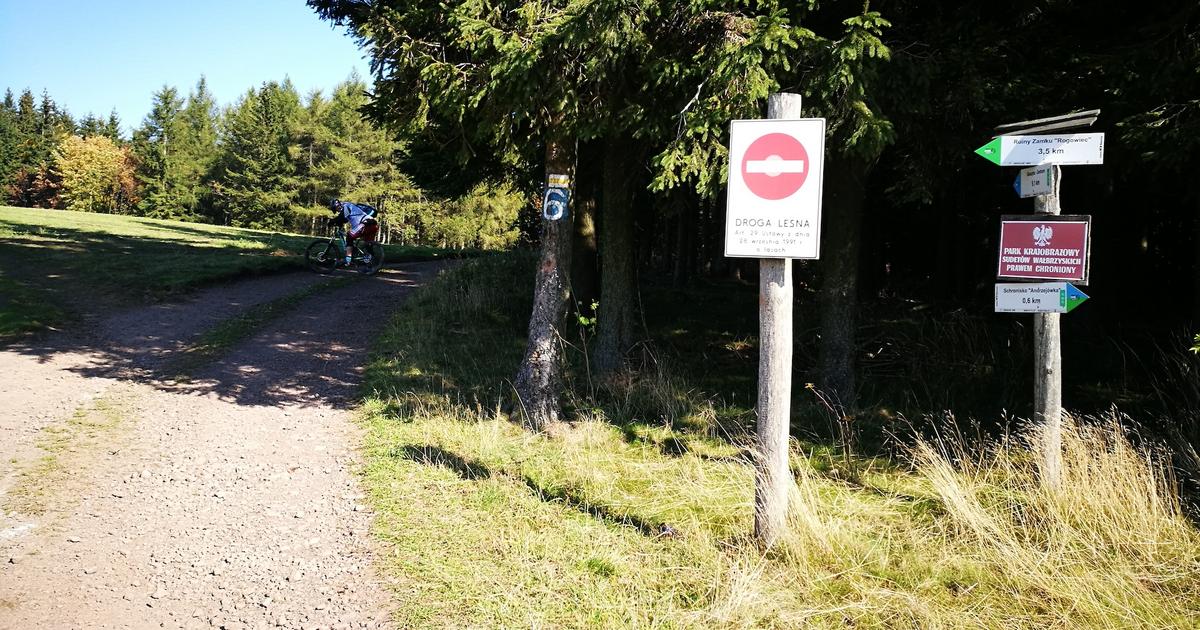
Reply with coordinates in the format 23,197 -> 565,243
0,0 -> 369,133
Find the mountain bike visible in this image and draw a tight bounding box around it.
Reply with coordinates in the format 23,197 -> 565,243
305,225 -> 385,275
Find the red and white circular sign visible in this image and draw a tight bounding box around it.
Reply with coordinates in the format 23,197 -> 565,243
740,133 -> 810,200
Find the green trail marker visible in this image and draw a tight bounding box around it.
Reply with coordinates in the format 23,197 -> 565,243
1062,283 -> 1089,312
976,137 -> 1003,165
994,282 -> 1090,313
974,133 -> 1104,166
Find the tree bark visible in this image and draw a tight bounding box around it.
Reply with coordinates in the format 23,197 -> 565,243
818,158 -> 869,412
513,134 -> 575,430
672,194 -> 693,288
710,190 -> 729,278
594,136 -> 637,377
571,143 -> 601,311
1194,194 -> 1200,324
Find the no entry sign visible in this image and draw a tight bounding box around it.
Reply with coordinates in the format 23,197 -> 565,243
742,133 -> 811,200
997,215 -> 1091,284
725,118 -> 826,259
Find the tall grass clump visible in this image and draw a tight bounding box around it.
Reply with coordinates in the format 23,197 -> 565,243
909,416 -> 1200,627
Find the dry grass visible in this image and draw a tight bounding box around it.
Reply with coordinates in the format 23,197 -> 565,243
358,256 -> 1200,628
361,402 -> 1200,628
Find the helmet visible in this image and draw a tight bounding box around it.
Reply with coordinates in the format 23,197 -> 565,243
329,199 -> 342,212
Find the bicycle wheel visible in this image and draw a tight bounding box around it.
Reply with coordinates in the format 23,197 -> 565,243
357,242 -> 385,275
305,240 -> 339,274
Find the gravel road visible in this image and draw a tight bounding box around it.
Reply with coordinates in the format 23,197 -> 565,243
0,263 -> 442,629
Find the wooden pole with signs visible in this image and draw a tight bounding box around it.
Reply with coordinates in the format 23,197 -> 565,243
1033,165 -> 1064,488
754,92 -> 801,548
981,110 -> 1101,490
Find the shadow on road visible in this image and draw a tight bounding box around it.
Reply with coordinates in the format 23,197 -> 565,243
2,264 -> 441,410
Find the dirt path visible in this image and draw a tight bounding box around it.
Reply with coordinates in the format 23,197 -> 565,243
0,263 -> 442,629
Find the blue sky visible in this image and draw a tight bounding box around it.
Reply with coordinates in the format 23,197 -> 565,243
0,0 -> 369,132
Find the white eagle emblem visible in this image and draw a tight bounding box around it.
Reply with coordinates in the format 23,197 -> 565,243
1033,224 -> 1053,247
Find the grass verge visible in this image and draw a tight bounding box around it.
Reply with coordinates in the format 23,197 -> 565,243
358,253 -> 1200,628
0,206 -> 466,338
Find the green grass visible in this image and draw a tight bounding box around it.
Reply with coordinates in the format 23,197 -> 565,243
0,274 -> 66,337
358,253 -> 1200,628
0,206 -> 464,338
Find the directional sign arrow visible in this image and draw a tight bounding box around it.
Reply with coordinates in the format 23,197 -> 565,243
1063,283 -> 1089,313
995,282 -> 1091,313
975,133 -> 1105,166
976,137 -> 1003,165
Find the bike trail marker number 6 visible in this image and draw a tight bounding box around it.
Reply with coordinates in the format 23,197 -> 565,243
725,118 -> 826,259
542,173 -> 570,222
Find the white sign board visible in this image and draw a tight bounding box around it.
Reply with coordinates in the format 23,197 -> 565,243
1014,165 -> 1054,198
976,133 -> 1104,166
995,282 -> 1090,313
725,118 -> 826,259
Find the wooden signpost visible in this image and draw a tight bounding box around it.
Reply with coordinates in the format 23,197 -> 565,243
725,93 -> 826,547
978,110 -> 1102,488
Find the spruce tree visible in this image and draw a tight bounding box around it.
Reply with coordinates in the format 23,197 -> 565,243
102,110 -> 122,142
78,113 -> 105,138
179,77 -> 221,218
132,85 -> 189,219
215,82 -> 298,229
0,89 -> 18,187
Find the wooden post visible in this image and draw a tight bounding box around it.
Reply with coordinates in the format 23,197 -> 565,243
1033,165 -> 1063,487
754,93 -> 800,548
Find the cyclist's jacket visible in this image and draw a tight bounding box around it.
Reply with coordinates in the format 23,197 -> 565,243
334,202 -> 377,235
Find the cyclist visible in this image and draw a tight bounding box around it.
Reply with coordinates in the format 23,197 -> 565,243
328,199 -> 379,267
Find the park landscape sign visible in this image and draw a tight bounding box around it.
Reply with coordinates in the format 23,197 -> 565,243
997,215 -> 1091,283
725,118 -> 827,259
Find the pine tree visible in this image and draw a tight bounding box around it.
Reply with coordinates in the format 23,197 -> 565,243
78,113 -> 105,138
215,82 -> 298,229
6,89 -> 68,206
0,89 -> 19,187
179,77 -> 221,219
132,85 -> 189,219
102,110 -> 122,142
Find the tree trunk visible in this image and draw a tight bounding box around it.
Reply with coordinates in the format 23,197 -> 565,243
1194,194 -> 1200,324
594,136 -> 637,377
672,194 -> 693,288
710,190 -> 729,277
513,134 -> 575,430
818,158 -> 869,412
572,143 -> 601,312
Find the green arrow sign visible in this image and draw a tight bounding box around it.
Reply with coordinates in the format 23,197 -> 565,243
974,133 -> 1104,166
996,282 -> 1090,313
975,137 -> 1003,165
1063,283 -> 1089,313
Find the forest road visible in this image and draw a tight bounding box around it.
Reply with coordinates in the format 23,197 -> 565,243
0,262 -> 444,629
